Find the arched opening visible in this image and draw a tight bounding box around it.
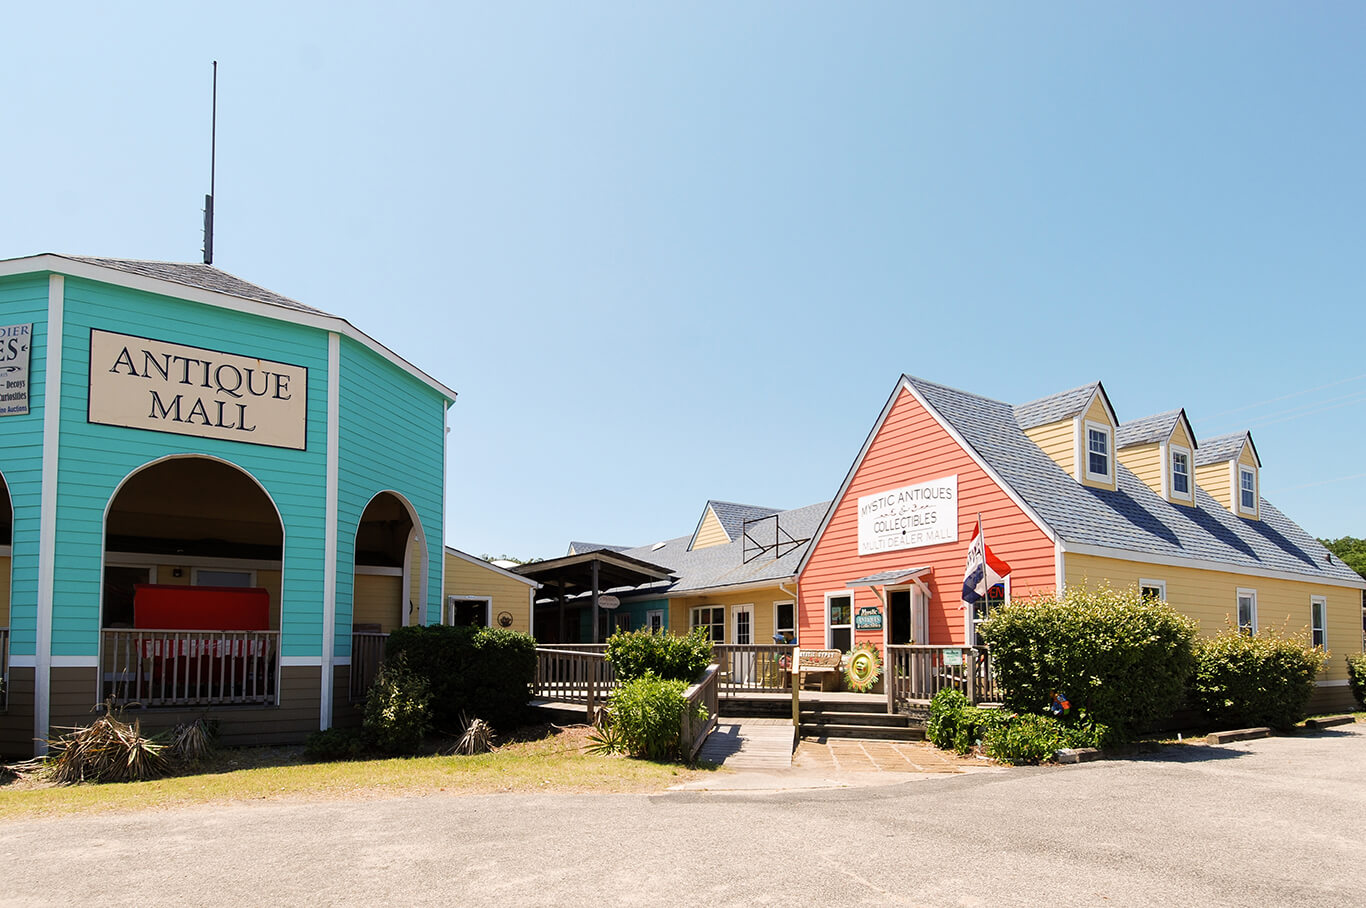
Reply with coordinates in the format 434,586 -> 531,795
101,456 -> 284,706
0,470 -> 12,707
348,492 -> 425,702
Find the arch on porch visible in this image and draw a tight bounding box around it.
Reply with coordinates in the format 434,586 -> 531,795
352,490 -> 427,634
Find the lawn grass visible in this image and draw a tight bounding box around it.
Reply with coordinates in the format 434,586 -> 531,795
0,725 -> 714,821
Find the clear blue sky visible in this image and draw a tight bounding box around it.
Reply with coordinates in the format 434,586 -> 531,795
4,3 -> 1364,558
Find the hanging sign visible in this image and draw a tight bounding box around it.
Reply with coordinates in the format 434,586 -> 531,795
88,330 -> 308,450
0,323 -> 33,417
596,595 -> 621,610
854,606 -> 883,630
857,474 -> 958,555
943,648 -> 963,667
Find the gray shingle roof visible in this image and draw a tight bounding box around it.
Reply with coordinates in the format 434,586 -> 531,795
612,500 -> 831,597
566,542 -> 631,556
67,256 -> 328,316
1013,382 -> 1100,430
1116,410 -> 1183,448
1195,432 -> 1252,466
701,500 -> 782,545
903,375 -> 1360,586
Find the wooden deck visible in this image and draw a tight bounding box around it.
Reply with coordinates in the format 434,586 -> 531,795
696,719 -> 796,770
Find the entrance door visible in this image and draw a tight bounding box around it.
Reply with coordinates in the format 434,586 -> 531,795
911,588 -> 928,644
888,589 -> 912,645
731,604 -> 755,685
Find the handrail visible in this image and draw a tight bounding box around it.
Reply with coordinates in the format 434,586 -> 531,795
534,646 -> 616,722
101,628 -> 280,708
680,663 -> 720,761
711,644 -> 795,695
884,644 -> 997,711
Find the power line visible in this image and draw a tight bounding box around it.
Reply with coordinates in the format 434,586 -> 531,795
1204,372 -> 1366,420
1277,471 -> 1366,492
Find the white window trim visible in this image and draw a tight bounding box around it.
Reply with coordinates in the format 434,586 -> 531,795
646,608 -> 664,633
773,599 -> 796,644
1168,444 -> 1193,502
1236,588 -> 1258,634
1237,465 -> 1258,517
445,595 -> 491,628
1082,419 -> 1114,484
1140,579 -> 1167,601
825,591 -> 854,650
190,567 -> 258,587
1310,596 -> 1327,650
690,605 -> 726,643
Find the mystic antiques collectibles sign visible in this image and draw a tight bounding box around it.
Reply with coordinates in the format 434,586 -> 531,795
88,330 -> 308,450
854,606 -> 883,630
857,474 -> 958,555
0,323 -> 33,417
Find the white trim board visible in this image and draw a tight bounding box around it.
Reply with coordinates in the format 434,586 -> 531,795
34,274 -> 66,752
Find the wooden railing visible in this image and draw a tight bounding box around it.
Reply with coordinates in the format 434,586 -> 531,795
884,645 -> 998,710
350,631 -> 389,702
712,644 -> 795,695
101,629 -> 279,708
680,663 -> 720,761
0,626 -> 8,709
534,647 -> 616,722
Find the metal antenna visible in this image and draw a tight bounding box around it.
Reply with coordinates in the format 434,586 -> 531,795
202,61 -> 218,265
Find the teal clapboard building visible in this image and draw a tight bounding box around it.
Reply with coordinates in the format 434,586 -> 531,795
0,255 -> 455,755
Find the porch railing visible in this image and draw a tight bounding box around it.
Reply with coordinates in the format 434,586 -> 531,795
680,663 -> 720,761
712,644 -> 795,695
101,629 -> 280,708
534,647 -> 616,721
350,631 -> 389,702
884,644 -> 998,710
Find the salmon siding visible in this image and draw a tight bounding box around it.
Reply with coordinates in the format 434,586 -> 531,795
797,383 -> 1055,649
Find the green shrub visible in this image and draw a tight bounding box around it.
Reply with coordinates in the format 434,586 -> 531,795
1191,628 -> 1328,729
606,627 -> 713,682
980,585 -> 1197,740
364,653 -> 432,754
607,674 -> 707,761
305,726 -> 370,761
926,689 -> 1006,754
385,625 -> 537,731
982,713 -> 1072,765
928,689 -> 1106,763
1347,653 -> 1366,710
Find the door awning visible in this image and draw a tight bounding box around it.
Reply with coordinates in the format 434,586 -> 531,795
844,566 -> 932,588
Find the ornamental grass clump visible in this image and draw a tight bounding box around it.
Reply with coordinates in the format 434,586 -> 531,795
45,703 -> 169,784
979,584 -> 1197,741
1191,626 -> 1327,730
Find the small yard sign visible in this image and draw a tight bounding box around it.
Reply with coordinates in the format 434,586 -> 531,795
943,648 -> 963,666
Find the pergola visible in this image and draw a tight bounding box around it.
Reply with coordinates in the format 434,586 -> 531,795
513,551 -> 675,643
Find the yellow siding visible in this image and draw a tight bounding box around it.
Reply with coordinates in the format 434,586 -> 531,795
0,555 -> 8,626
1238,445 -> 1260,520
1170,421 -> 1193,451
442,551 -> 533,634
1116,442 -> 1161,496
1024,419 -> 1075,477
668,586 -> 791,644
691,509 -> 731,550
1079,396 -> 1117,491
353,573 -> 403,632
1065,552 -> 1363,682
1194,461 -> 1233,512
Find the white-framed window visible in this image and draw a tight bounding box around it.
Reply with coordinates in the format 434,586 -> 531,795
1236,589 -> 1257,635
970,582 -> 1007,646
826,592 -> 853,652
646,609 -> 664,633
690,605 -> 725,643
1140,579 -> 1167,602
445,596 -> 491,628
1169,446 -> 1192,501
773,600 -> 795,645
192,568 -> 255,587
1238,466 -> 1258,515
1311,596 -> 1327,649
1084,420 -> 1113,483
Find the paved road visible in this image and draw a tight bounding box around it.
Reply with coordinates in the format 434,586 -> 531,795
2,726 -> 1363,907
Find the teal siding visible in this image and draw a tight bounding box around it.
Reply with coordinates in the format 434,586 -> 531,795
618,598 -> 669,632
0,274 -> 53,657
52,278 -> 331,657
334,336 -> 448,658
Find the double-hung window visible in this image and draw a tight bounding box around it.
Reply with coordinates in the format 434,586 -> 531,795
1169,447 -> 1191,501
1239,467 -> 1257,515
1236,589 -> 1257,635
1084,421 -> 1112,483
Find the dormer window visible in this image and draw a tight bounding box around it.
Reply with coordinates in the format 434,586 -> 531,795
1169,445 -> 1192,501
1085,421 -> 1112,482
1238,466 -> 1257,515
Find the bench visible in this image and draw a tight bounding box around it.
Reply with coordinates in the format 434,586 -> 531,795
793,648 -> 844,692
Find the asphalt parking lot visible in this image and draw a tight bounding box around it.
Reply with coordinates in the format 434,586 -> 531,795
1,725 -> 1362,907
